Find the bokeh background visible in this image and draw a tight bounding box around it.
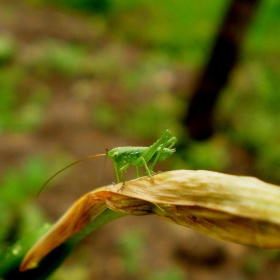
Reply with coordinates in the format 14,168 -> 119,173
1,0 -> 280,279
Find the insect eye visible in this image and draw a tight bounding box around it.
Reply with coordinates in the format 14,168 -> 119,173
113,152 -> 119,157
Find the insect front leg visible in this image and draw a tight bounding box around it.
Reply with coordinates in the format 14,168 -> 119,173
119,163 -> 130,185
113,162 -> 121,184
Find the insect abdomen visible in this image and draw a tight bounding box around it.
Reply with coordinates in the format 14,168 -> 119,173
111,147 -> 146,164
150,147 -> 175,163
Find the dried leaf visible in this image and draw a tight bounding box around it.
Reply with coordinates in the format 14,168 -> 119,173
20,170 -> 280,271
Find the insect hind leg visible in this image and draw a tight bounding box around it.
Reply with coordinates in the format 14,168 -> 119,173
137,129 -> 171,164
130,129 -> 175,182
149,134 -> 176,171
166,136 -> 177,149
138,156 -> 153,181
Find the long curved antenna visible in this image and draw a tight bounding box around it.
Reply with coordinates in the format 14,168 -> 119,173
96,149 -> 109,185
37,153 -> 106,197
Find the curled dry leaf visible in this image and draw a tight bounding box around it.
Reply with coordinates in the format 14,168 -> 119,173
20,170 -> 280,271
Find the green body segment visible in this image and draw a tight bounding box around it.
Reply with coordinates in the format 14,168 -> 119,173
38,129 -> 177,195
109,147 -> 174,167
107,129 -> 176,184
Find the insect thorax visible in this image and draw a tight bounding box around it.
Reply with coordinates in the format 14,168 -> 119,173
108,147 -> 146,164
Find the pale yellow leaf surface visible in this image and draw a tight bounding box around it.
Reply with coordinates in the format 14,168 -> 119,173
20,170 -> 280,271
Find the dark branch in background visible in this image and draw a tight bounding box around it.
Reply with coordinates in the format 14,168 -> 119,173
183,0 -> 260,140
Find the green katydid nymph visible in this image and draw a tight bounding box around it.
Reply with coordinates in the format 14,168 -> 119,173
37,129 -> 176,196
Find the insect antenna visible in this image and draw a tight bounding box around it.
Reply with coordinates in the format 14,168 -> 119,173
96,149 -> 109,185
37,153 -> 106,197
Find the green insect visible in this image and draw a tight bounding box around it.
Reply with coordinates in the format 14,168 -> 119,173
38,129 -> 176,195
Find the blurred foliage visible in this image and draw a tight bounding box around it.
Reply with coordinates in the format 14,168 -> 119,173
36,41 -> 88,77
0,157 -> 48,250
1,0 -> 280,278
12,0 -> 280,214
218,59 -> 280,182
117,230 -> 145,276
0,36 -> 15,65
51,265 -> 88,280
0,59 -> 51,132
109,0 -> 229,65
244,0 -> 280,55
93,94 -> 182,139
117,229 -> 186,279
28,0 -> 111,13
177,137 -> 230,171
146,268 -> 186,280
242,252 -> 264,277
55,0 -> 111,13
0,0 -> 277,204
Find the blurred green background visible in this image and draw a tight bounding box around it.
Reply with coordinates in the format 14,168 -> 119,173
1,0 -> 280,279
